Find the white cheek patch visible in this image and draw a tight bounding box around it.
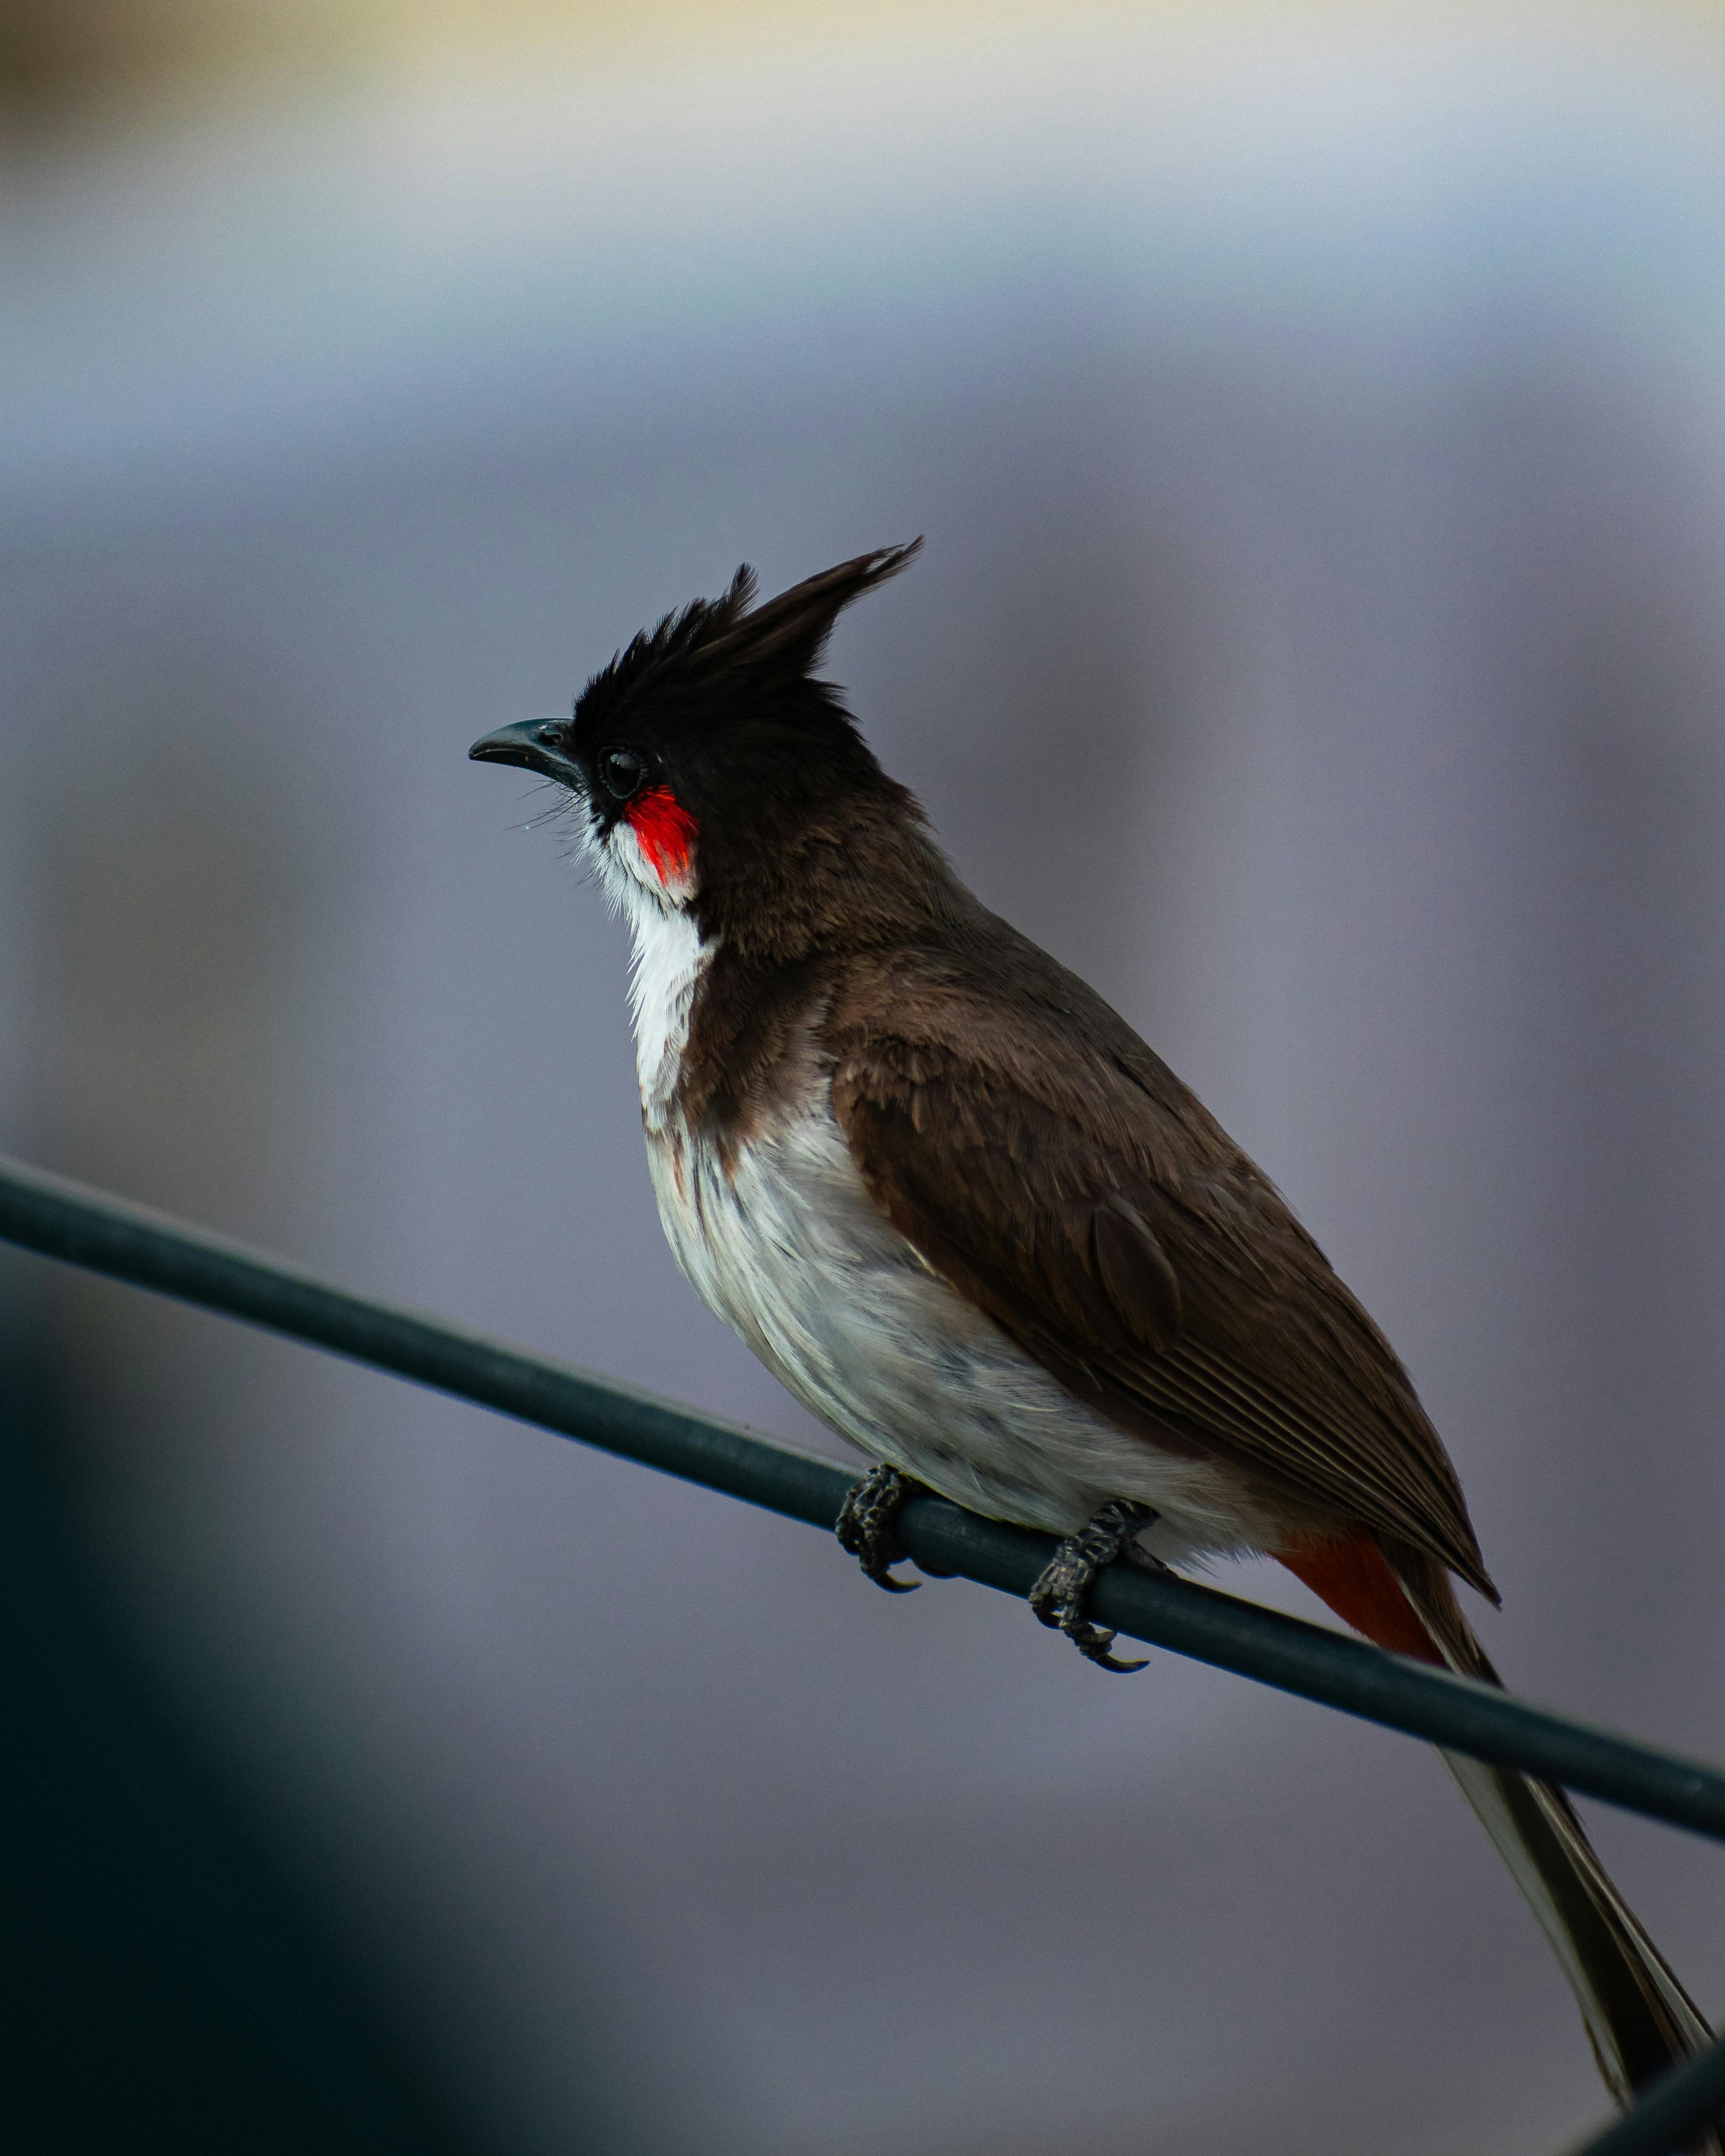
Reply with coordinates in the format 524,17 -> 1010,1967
610,819 -> 695,906
573,802 -> 694,918
571,799 -> 690,917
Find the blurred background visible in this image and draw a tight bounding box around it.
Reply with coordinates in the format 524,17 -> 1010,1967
3,1 -> 1725,2150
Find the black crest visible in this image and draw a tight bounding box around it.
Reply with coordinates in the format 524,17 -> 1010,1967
576,540 -> 922,737
699,540 -> 923,680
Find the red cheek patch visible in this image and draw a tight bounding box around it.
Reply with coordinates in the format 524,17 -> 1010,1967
625,786 -> 698,885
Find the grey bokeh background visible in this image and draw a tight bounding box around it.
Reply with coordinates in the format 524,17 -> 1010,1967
4,5 -> 1725,2150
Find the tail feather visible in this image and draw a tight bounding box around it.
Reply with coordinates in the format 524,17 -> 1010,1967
1441,1753 -> 1713,2100
1281,1531 -> 1719,2144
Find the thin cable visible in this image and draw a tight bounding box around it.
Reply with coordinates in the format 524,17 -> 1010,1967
1564,2035 -> 1725,2156
1,1150 -> 1722,1849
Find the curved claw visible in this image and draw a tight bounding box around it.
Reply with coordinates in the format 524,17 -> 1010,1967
1028,1500 -> 1158,1675
1028,1590 -> 1148,1674
1074,1626 -> 1148,1675
836,1464 -> 923,1593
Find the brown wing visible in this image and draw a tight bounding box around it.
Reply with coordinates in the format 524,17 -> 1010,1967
825,937 -> 1495,1599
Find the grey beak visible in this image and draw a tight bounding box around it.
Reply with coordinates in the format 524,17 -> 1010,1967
468,719 -> 583,789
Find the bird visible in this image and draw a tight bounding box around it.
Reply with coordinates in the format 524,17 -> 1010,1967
471,540 -> 1717,2126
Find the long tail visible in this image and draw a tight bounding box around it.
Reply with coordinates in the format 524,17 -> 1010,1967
1280,1531 -> 1719,2139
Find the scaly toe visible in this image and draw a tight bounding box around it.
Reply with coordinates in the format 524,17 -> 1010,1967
1028,1501 -> 1158,1673
835,1463 -> 923,1593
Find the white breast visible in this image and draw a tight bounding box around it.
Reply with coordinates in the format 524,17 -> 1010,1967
642,1091 -> 1272,1567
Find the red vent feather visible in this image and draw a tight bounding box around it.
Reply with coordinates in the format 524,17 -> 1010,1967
1276,1533 -> 1442,1664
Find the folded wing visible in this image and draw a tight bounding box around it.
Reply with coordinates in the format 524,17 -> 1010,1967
825,938 -> 1494,1599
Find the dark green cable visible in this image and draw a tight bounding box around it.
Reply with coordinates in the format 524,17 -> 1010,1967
1564,2036 -> 1725,2156
0,1149 -> 1722,1851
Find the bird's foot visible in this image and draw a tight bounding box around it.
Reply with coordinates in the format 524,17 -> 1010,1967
1028,1500 -> 1160,1672
836,1464 -> 924,1592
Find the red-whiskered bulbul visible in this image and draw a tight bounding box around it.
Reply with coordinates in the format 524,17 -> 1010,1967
471,543 -> 1717,2124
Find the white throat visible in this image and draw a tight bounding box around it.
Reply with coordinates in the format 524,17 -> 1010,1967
581,807 -> 711,1126
627,899 -> 708,1125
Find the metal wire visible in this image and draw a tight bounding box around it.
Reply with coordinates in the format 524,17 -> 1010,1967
2,1150 -> 1722,1841
2,1148 -> 1722,2156
1566,2036 -> 1725,2156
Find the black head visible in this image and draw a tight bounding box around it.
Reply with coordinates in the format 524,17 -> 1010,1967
470,541 -> 926,945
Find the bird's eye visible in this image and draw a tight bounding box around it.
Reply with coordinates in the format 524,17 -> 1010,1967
598,746 -> 648,801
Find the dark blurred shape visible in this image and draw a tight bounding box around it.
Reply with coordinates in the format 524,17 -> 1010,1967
0,1314 -> 486,2156
0,0 -> 897,131
4,669 -> 694,2156
0,0 -> 221,118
